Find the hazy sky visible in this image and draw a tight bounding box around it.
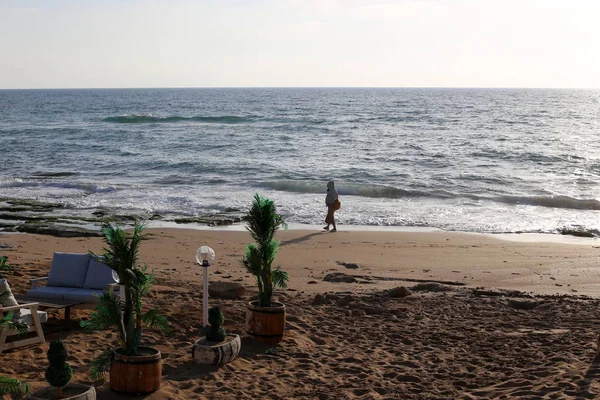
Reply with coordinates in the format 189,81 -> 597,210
1,0 -> 599,89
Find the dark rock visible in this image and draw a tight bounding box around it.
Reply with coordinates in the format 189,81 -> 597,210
324,294 -> 340,302
323,273 -> 357,283
388,286 -> 411,298
208,281 -> 246,299
336,261 -> 359,269
411,282 -> 450,292
14,223 -> 102,238
337,295 -> 355,307
507,299 -> 538,310
558,227 -> 598,238
312,294 -> 328,306
472,288 -> 524,297
307,280 -> 318,284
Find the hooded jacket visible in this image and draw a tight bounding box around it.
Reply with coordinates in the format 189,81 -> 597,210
325,181 -> 338,206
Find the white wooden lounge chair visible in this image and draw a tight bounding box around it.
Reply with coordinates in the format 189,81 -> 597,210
0,279 -> 46,354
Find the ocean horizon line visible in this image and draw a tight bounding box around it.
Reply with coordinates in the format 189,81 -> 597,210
1,86 -> 599,91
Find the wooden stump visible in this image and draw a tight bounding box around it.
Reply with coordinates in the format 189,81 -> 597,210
110,347 -> 161,394
245,300 -> 286,345
191,334 -> 241,365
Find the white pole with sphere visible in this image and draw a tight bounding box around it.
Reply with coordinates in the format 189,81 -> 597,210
196,246 -> 215,327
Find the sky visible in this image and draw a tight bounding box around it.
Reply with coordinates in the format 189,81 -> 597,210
1,0 -> 600,89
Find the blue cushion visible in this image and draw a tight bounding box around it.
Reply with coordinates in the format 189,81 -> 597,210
47,253 -> 90,288
83,258 -> 118,290
27,286 -> 74,300
62,288 -> 104,303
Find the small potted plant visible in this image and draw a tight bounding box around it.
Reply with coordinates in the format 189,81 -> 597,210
191,307 -> 241,365
243,194 -> 288,344
80,221 -> 168,394
30,339 -> 95,400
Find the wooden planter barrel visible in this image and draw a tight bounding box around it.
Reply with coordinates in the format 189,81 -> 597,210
245,300 -> 286,345
110,347 -> 161,394
191,334 -> 241,365
30,383 -> 96,400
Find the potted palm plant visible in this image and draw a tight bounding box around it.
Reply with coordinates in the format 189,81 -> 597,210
243,194 -> 288,344
80,221 -> 168,394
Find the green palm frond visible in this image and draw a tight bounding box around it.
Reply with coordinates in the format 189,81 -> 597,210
0,256 -> 13,277
141,309 -> 169,333
0,312 -> 29,335
128,221 -> 145,266
89,349 -> 114,381
272,266 -> 288,289
261,240 -> 280,265
246,194 -> 282,244
243,244 -> 263,276
0,375 -> 30,396
138,267 -> 154,298
80,291 -> 124,335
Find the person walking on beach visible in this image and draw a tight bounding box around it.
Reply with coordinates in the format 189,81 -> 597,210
324,180 -> 339,232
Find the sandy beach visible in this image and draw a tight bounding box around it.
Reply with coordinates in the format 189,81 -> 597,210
2,228 -> 600,399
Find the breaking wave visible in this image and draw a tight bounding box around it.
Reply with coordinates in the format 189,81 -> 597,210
262,181 -> 600,211
497,195 -> 600,210
0,179 -> 116,194
261,181 -> 453,200
103,114 -> 254,124
102,114 -> 333,125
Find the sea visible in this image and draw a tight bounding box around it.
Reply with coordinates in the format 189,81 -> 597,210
1,88 -> 600,236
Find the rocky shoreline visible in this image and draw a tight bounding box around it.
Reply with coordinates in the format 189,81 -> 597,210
1,198 -> 597,240
0,198 -> 245,237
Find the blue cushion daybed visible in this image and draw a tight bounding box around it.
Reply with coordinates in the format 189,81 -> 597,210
28,252 -> 119,307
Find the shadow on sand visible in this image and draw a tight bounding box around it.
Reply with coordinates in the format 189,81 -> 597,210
280,231 -> 325,246
576,352 -> 600,398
